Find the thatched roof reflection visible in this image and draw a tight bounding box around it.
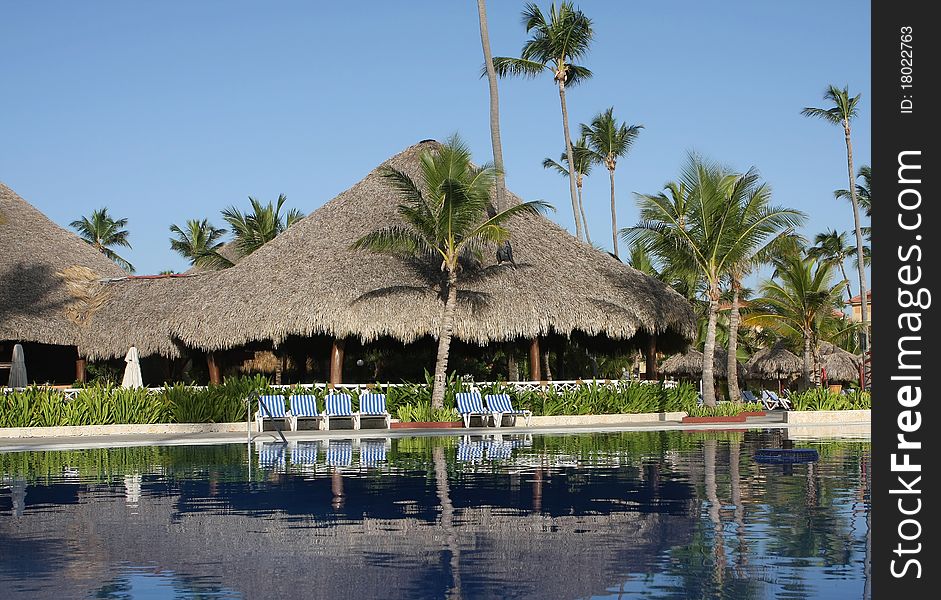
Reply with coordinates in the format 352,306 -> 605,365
0,183 -> 125,346
170,141 -> 696,352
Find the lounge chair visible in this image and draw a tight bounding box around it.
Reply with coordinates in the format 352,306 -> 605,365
357,392 -> 392,429
456,391 -> 491,427
256,442 -> 286,469
359,438 -> 388,468
255,394 -> 289,432
485,393 -> 532,427
288,394 -> 322,431
325,439 -> 354,468
741,390 -> 758,403
761,390 -> 791,410
774,390 -> 793,410
323,393 -> 360,430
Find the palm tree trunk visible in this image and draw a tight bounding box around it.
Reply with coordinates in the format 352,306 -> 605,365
844,126 -> 869,370
802,333 -> 813,389
476,0 -> 507,212
433,446 -> 463,599
576,177 -> 591,244
704,439 -> 726,586
608,167 -> 618,257
542,350 -> 553,381
506,343 -> 519,381
702,290 -> 720,407
727,281 -> 741,403
557,78 -> 584,241
839,262 -> 853,303
432,273 -> 459,409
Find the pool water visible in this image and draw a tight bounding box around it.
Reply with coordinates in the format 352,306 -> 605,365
0,431 -> 870,599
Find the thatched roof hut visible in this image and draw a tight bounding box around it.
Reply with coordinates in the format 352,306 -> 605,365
818,341 -> 861,383
76,274 -> 208,360
746,343 -> 802,380
660,348 -> 745,379
0,182 -> 125,346
170,141 -> 695,352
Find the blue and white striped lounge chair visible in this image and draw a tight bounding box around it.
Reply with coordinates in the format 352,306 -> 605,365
485,393 -> 532,427
257,442 -> 286,470
357,393 -> 391,429
255,394 -> 289,432
323,393 -> 360,430
741,390 -> 759,403
291,441 -> 320,468
288,394 -> 322,431
359,439 -> 388,468
457,439 -> 484,462
326,440 -> 354,468
456,391 -> 490,427
761,390 -> 791,410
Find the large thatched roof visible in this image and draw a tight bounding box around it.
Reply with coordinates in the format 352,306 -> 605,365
819,341 -> 861,383
746,343 -> 802,379
0,182 -> 125,346
76,274 -> 208,360
170,141 -> 695,351
661,348 -> 744,379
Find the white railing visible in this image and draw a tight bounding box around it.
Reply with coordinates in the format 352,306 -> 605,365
2,377 -> 675,399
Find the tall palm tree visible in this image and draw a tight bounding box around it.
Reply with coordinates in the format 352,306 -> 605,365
802,86 -> 868,362
222,194 -> 304,258
835,165 -> 871,242
543,137 -> 594,243
492,1 -> 593,242
581,107 -> 643,257
807,229 -> 856,302
70,207 -> 135,272
352,136 -> 551,408
625,156 -> 802,406
476,0 -> 507,212
169,219 -> 227,269
746,254 -> 847,388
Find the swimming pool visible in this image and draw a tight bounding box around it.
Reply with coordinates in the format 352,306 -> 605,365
0,430 -> 870,599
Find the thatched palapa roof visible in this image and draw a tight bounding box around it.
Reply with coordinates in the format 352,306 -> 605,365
660,348 -> 745,379
170,141 -> 695,352
818,341 -> 861,382
0,182 -> 125,346
746,343 -> 802,379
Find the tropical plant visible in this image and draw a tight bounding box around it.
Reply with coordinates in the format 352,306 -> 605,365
746,254 -> 847,388
625,155 -> 803,406
169,218 -> 227,269
221,194 -> 304,260
807,229 -> 856,302
789,388 -> 871,411
834,165 -> 871,242
543,136 -> 594,243
395,403 -> 460,423
580,107 -> 643,257
352,136 -> 550,408
70,207 -> 135,272
492,1 -> 593,241
802,85 -> 868,359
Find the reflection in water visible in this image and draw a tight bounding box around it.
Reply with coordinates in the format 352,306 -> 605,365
0,431 -> 871,599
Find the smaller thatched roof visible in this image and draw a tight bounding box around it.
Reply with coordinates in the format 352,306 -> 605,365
746,343 -> 802,380
819,342 -> 861,383
76,274 -> 208,360
661,348 -> 745,379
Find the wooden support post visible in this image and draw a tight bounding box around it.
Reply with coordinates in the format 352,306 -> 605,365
75,357 -> 87,383
330,338 -> 345,385
207,352 -> 222,385
529,337 -> 541,382
645,334 -> 658,380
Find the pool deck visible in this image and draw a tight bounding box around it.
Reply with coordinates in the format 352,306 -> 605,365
0,413 -> 870,452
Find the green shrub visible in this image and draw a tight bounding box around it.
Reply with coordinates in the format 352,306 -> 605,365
789,388 -> 871,411
687,401 -> 764,417
395,402 -> 460,423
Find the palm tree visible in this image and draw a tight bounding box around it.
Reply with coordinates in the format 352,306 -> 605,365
581,107 -> 643,257
493,1 -> 593,242
543,137 -> 594,243
70,207 -> 135,272
222,194 -> 304,258
476,0 -> 508,213
625,156 -> 803,406
352,136 -> 551,408
807,230 -> 856,303
835,165 -> 871,242
169,219 -> 228,269
802,86 -> 869,361
746,254 -> 847,388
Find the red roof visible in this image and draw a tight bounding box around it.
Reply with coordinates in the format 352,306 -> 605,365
846,291 -> 872,305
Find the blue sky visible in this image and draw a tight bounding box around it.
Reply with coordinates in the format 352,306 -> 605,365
1,1 -> 870,291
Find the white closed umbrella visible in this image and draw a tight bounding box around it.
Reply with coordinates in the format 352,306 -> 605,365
121,346 -> 143,388
7,343 -> 27,388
